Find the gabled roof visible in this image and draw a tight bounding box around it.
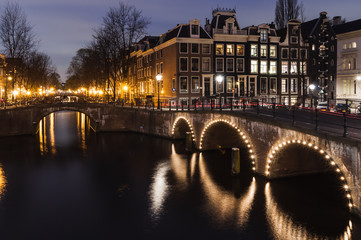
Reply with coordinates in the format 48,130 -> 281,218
300,18 -> 319,39
333,18 -> 361,35
157,23 -> 212,45
210,14 -> 240,30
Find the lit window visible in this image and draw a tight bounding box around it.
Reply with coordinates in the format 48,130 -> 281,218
226,44 -> 234,55
270,61 -> 277,74
226,76 -> 234,93
343,44 -> 347,50
260,61 -> 267,74
290,78 -> 297,93
251,44 -> 258,57
251,60 -> 258,73
237,45 -> 244,56
216,44 -> 224,55
281,78 -> 288,93
290,62 -> 298,74
282,61 -> 288,74
352,42 -> 357,48
261,45 -> 267,57
319,45 -> 326,56
270,45 -> 277,58
300,61 -> 307,74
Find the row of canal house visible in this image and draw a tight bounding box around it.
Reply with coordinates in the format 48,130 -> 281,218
129,9 -> 337,107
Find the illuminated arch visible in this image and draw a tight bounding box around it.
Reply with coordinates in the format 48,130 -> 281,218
266,139 -> 354,210
171,116 -> 196,142
199,119 -> 256,172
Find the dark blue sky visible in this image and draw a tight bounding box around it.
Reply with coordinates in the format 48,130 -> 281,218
7,0 -> 361,82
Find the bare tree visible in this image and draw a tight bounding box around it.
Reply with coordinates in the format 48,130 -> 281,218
275,0 -> 305,29
0,2 -> 37,58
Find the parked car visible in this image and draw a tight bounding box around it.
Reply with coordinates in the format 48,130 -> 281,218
335,103 -> 350,113
316,102 -> 328,111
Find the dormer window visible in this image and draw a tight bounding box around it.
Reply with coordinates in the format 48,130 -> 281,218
260,29 -> 268,43
227,23 -> 233,34
191,24 -> 199,35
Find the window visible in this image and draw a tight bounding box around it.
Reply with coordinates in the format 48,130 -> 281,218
236,58 -> 244,72
202,44 -> 210,54
352,42 -> 357,48
291,36 -> 298,44
180,76 -> 188,93
202,58 -> 210,72
160,50 -> 163,58
216,44 -> 224,55
270,45 -> 277,58
270,77 -> 277,94
251,60 -> 258,73
191,44 -> 199,53
343,44 -> 347,50
291,49 -> 298,59
227,23 -> 233,34
226,76 -> 234,93
180,43 -> 188,53
290,78 -> 297,93
270,61 -> 277,74
282,61 -> 288,74
290,62 -> 298,74
312,44 -> 315,51
216,58 -> 224,72
180,57 -> 188,72
191,58 -> 199,72
261,45 -> 267,57
300,49 -> 307,59
191,76 -> 200,93
282,48 -> 288,59
160,62 -> 163,73
216,76 -> 224,92
260,77 -> 267,94
226,58 -> 234,72
260,61 -> 267,74
156,63 -> 159,74
330,45 -> 335,52
260,29 -> 268,42
191,24 -> 199,35
281,78 -> 288,93
237,44 -> 244,56
226,44 -> 234,55
300,61 -> 307,74
251,44 -> 258,57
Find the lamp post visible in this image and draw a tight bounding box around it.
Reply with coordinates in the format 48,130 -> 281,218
309,84 -> 316,108
123,85 -> 128,103
216,75 -> 224,110
156,74 -> 162,109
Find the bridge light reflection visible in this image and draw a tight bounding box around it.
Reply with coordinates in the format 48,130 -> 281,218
265,182 -> 352,240
266,139 -> 354,210
0,164 -> 7,200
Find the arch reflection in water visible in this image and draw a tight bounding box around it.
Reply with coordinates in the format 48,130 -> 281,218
265,182 -> 352,240
199,153 -> 256,228
0,164 -> 7,200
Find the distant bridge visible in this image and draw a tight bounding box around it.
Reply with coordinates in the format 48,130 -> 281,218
1,102 -> 361,215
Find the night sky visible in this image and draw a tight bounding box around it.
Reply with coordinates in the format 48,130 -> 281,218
6,0 -> 361,82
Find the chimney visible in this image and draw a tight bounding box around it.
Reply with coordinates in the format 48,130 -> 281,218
333,16 -> 342,25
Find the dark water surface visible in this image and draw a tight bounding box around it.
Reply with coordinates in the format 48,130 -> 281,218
0,111 -> 360,239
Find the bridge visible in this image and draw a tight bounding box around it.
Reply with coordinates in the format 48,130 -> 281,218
1,102 -> 361,215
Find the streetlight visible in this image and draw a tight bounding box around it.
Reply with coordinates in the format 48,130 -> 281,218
216,75 -> 224,110
123,85 -> 128,103
156,74 -> 162,109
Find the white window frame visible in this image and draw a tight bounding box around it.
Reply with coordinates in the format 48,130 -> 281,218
191,57 -> 200,72
226,58 -> 234,72
191,43 -> 199,54
202,57 -> 211,72
260,60 -> 267,74
281,78 -> 288,93
270,61 -> 277,75
191,76 -> 200,93
251,44 -> 258,57
260,45 -> 267,57
236,58 -> 244,72
270,77 -> 277,94
251,60 -> 258,73
216,58 -> 224,72
216,44 -> 224,55
226,44 -> 234,55
179,76 -> 188,93
202,44 -> 210,54
180,43 -> 188,54
282,61 -> 288,75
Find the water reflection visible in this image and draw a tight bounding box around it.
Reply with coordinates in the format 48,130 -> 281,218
265,182 -> 352,239
0,164 -> 7,200
199,153 -> 256,228
149,161 -> 171,220
77,112 -> 87,151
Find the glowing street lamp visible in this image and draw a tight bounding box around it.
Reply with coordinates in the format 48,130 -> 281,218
309,84 -> 316,91
216,75 -> 224,110
123,85 -> 128,103
156,74 -> 162,109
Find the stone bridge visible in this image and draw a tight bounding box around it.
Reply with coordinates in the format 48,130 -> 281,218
1,103 -> 361,215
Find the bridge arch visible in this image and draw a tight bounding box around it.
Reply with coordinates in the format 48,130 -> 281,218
35,107 -> 98,133
199,119 -> 256,172
265,139 -> 354,210
171,116 -> 196,142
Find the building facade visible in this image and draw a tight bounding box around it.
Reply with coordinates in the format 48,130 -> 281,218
333,19 -> 361,103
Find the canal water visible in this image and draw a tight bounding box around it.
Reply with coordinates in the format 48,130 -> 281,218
0,111 -> 360,239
